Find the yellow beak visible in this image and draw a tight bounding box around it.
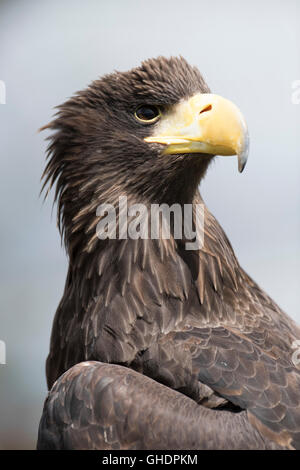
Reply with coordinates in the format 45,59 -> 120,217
144,93 -> 249,172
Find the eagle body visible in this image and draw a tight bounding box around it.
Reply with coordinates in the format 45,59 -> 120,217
38,57 -> 300,450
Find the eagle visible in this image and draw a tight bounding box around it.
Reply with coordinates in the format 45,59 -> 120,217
37,56 -> 300,450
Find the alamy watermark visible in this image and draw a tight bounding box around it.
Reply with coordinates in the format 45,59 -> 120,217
291,80 -> 300,104
0,80 -> 6,104
0,340 -> 6,365
291,340 -> 300,366
0,82 -> 7,365
96,196 -> 205,250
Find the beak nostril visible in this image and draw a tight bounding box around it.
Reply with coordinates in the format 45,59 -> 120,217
199,104 -> 212,114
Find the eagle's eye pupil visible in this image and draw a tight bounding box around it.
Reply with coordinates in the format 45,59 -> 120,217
135,105 -> 160,123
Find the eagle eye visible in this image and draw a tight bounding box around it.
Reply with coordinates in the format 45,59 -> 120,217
134,105 -> 161,123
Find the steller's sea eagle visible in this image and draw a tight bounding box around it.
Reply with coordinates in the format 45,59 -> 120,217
37,56 -> 300,450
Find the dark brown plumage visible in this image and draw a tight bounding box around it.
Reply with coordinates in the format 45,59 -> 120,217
37,56 -> 300,450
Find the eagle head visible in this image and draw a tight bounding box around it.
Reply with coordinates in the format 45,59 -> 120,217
42,56 -> 248,257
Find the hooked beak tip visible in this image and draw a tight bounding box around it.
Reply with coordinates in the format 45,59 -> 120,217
237,129 -> 249,173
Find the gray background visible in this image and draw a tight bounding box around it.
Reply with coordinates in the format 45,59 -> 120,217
0,0 -> 299,449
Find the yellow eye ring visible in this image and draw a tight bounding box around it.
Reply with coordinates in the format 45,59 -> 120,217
134,105 -> 161,123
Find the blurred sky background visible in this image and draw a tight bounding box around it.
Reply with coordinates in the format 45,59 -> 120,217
0,0 -> 299,449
